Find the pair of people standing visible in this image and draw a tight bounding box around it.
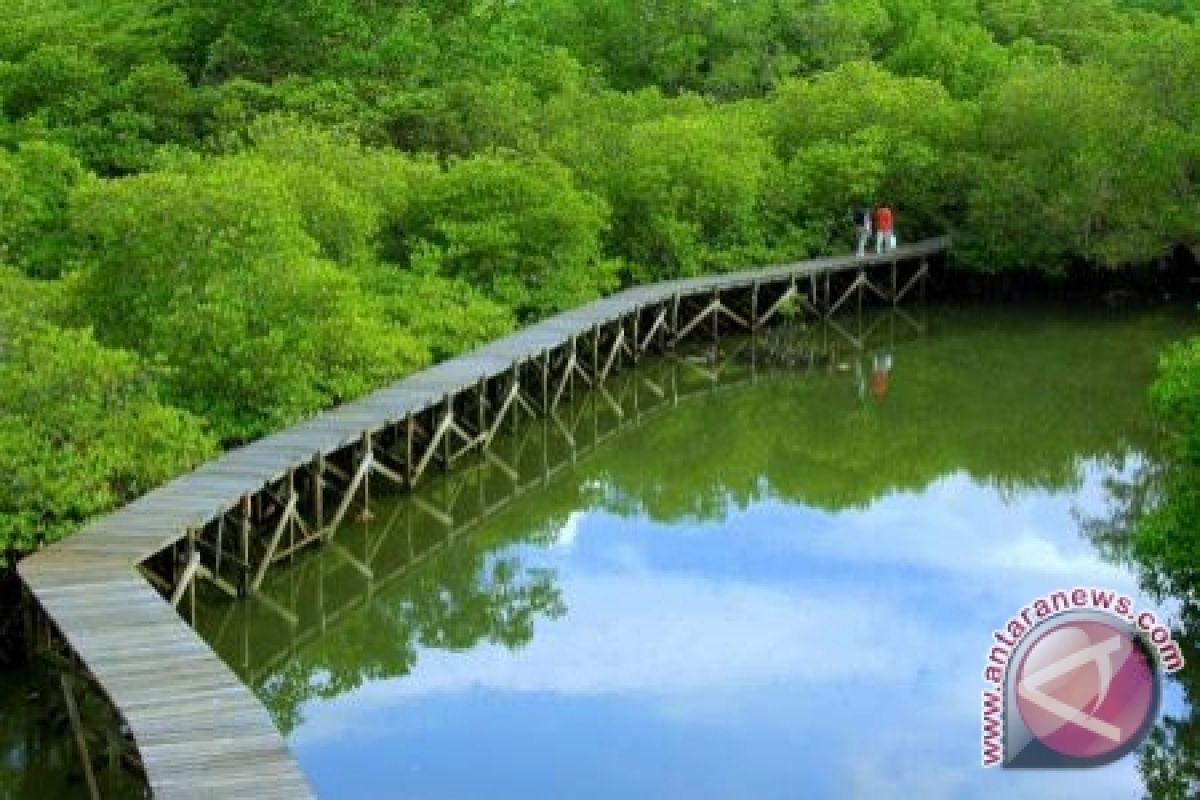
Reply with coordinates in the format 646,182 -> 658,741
853,205 -> 896,256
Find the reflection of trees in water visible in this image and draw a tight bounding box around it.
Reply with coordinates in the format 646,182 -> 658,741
1082,461 -> 1199,799
209,308 -> 1188,750
0,668 -> 144,799
242,541 -> 565,735
592,310 -> 1170,521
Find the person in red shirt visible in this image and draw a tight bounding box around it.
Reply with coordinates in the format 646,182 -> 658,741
874,205 -> 895,253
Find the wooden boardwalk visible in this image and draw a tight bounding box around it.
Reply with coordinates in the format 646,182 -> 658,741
18,237 -> 948,797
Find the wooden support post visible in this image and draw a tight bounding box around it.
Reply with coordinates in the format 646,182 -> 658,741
891,259 -> 898,304
717,300 -> 750,330
171,551 -> 201,609
239,496 -> 251,595
213,516 -> 224,580
673,299 -> 720,343
599,328 -> 625,383
371,457 -> 407,487
252,494 -> 296,591
313,452 -> 325,530
359,431 -> 374,522
485,378 -> 520,446
553,348 -> 576,411
285,471 -> 295,558
569,338 -> 578,400
895,261 -> 928,305
828,273 -> 866,318
477,378 -> 487,443
858,269 -> 864,318
592,324 -> 600,379
511,363 -> 522,435
61,674 -> 100,800
441,395 -> 453,470
711,290 -> 719,342
639,307 -> 668,352
750,282 -> 759,330
325,453 -> 370,541
405,416 -> 414,487
632,311 -> 641,361
196,564 -> 238,600
412,407 -> 452,485
755,285 -> 796,327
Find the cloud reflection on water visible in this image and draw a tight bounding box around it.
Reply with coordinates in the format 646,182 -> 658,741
292,460 -> 1160,800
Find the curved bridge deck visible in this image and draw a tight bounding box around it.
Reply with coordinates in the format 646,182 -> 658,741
18,237 -> 948,797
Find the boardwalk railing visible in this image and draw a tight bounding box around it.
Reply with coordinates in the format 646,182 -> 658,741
18,237 -> 948,798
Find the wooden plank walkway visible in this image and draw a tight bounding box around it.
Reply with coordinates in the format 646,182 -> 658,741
18,236 -> 948,797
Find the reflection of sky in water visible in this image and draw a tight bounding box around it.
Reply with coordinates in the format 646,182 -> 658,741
291,460 -> 1179,799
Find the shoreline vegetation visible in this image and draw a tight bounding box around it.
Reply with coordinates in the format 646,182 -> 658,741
2,0 -> 1199,560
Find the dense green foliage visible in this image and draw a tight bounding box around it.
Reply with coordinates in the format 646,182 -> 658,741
3,0 -> 1200,551
1084,334 -> 1200,799
0,269 -> 216,551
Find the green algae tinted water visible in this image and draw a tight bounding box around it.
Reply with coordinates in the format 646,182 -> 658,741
3,305 -> 1196,799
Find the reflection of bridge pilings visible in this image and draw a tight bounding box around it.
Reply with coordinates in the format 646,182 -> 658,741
199,308 -> 930,687
751,307 -> 929,370
17,236 -> 943,798
142,254 -> 935,620
17,605 -> 144,795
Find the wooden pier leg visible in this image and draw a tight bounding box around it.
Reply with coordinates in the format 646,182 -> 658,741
857,270 -> 864,319
287,470 -> 296,556
214,516 -> 224,582
632,311 -> 641,361
61,674 -> 100,800
891,260 -> 898,304
824,272 -> 831,317
189,527 -> 198,623
569,338 -> 577,401
360,431 -> 374,522
671,294 -> 680,340
313,452 -> 325,529
477,378 -> 487,444
592,324 -> 600,379
239,496 -> 251,596
405,416 -> 414,487
541,351 -> 550,413
711,289 -> 719,342
251,494 -> 295,592
442,396 -> 453,470
511,365 -> 521,436
750,282 -> 759,330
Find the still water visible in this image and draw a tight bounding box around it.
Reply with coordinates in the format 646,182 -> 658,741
2,305 -> 1194,798
193,305 -> 1193,800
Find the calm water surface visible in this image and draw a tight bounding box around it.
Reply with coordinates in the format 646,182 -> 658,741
194,305 -> 1194,800
3,305 -> 1194,799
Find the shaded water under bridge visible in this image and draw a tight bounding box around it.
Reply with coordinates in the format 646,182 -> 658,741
17,237 -> 948,798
